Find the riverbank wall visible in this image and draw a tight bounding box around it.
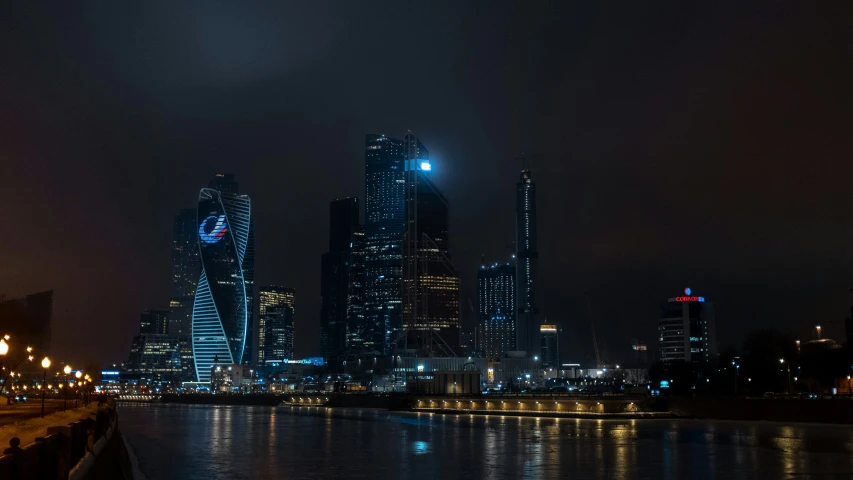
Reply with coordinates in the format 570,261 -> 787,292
0,400 -> 135,480
663,397 -> 853,424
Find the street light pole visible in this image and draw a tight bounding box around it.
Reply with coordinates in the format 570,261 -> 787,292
63,365 -> 71,411
41,357 -> 51,418
780,358 -> 791,394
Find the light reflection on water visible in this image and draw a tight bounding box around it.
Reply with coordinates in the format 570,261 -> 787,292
119,405 -> 853,480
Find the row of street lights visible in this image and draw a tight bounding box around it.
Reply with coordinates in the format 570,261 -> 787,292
2,334 -> 92,417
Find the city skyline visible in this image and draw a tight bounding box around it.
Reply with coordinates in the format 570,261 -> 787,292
3,3 -> 852,368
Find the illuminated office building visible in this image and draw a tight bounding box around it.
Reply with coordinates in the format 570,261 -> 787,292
346,226 -> 366,348
126,334 -> 181,378
364,134 -> 406,353
658,288 -> 717,364
478,263 -> 516,359
192,174 -> 254,382
516,166 -> 540,358
402,134 -> 460,355
258,286 -> 295,362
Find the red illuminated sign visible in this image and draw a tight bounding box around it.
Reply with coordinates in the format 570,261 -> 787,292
675,296 -> 705,302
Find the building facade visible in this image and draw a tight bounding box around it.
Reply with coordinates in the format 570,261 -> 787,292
478,263 -> 516,360
364,134 -> 406,353
320,198 -> 360,358
139,309 -> 170,335
258,286 -> 295,363
346,226 -> 366,348
516,167 -> 540,357
658,288 -> 717,364
401,134 -> 460,356
540,324 -> 559,367
192,174 -> 254,382
126,334 -> 181,378
0,290 -> 53,355
168,208 -> 199,380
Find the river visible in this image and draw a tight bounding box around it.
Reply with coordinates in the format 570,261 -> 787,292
119,404 -> 853,479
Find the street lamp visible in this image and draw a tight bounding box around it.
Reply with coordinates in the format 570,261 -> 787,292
0,338 -> 8,404
40,357 -> 51,418
75,371 -> 82,407
779,358 -> 791,394
63,365 -> 72,410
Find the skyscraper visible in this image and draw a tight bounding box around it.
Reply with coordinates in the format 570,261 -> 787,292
478,263 -> 516,359
169,208 -> 199,380
540,324 -> 559,367
191,174 -> 253,382
402,134 -> 460,355
364,134 -> 406,353
346,226 -> 366,348
659,288 -> 717,364
258,286 -> 295,362
139,309 -> 170,335
320,198 -> 359,358
516,166 -> 540,357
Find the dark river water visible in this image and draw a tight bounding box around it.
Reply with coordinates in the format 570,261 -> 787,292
119,404 -> 853,479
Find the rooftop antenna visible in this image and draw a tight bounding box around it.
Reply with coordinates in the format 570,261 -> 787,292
517,153 -> 528,170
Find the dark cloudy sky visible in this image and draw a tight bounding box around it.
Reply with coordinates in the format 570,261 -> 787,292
2,2 -> 852,367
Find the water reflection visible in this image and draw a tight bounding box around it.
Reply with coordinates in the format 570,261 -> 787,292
119,405 -> 853,480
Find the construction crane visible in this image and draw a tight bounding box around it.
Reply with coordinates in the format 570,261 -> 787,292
584,292 -> 603,368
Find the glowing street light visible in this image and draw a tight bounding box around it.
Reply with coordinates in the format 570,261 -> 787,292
0,339 -> 8,356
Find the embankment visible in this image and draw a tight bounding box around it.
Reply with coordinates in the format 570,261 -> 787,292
0,400 -> 137,480
663,396 -> 853,424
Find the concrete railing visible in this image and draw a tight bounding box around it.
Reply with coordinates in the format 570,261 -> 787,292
0,400 -> 116,480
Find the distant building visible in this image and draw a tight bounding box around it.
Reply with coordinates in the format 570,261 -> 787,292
125,334 -> 181,379
540,324 -> 559,367
632,340 -> 649,366
168,208 -> 199,381
192,174 -> 254,382
210,363 -> 253,392
402,135 -> 460,356
658,288 -> 717,364
258,286 -> 295,363
516,166 -> 540,358
478,263 -> 516,360
0,290 -> 53,355
320,198 -> 360,358
139,309 -> 170,335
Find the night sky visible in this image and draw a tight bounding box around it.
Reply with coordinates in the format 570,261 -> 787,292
2,2 -> 852,367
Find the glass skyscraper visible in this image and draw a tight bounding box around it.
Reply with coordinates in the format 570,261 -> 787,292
402,135 -> 460,355
516,167 -> 540,357
169,208 -> 199,380
320,197 -> 360,358
192,174 -> 254,382
346,226 -> 366,348
478,263 -> 516,360
258,286 -> 295,362
364,134 -> 406,353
